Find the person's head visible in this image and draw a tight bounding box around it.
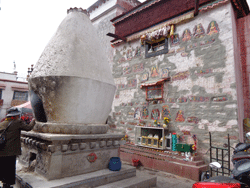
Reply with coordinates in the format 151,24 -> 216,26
6,107 -> 21,119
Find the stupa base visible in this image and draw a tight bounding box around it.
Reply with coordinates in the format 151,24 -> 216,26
19,131 -> 124,180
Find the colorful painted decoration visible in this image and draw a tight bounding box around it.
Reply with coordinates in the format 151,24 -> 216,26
182,29 -> 192,42
141,72 -> 149,82
187,117 -> 199,124
195,69 -> 213,76
118,57 -> 126,64
187,43 -> 198,50
161,68 -> 169,78
177,97 -> 187,103
181,52 -> 188,57
132,63 -> 144,73
126,49 -> 132,60
117,84 -> 126,89
182,130 -> 191,135
151,65 -> 159,77
87,153 -> 97,163
207,21 -> 219,35
167,98 -> 175,103
151,109 -> 160,120
176,47 -> 185,53
134,107 -> 141,120
123,66 -> 132,75
171,34 -> 180,46
168,49 -> 175,54
189,96 -> 210,102
127,79 -> 137,88
162,105 -> 171,119
128,111 -> 134,116
175,110 -> 185,122
134,46 -> 141,57
172,71 -> 190,81
193,23 -> 205,38
200,38 -> 215,46
212,96 -> 228,102
142,106 -> 149,119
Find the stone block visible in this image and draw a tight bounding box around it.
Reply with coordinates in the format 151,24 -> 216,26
48,145 -> 56,153
99,141 -> 106,148
107,140 -> 113,147
90,142 -> 96,149
61,145 -> 68,152
79,143 -> 87,150
71,143 -> 78,151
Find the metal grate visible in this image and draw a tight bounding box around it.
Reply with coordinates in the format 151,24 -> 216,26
209,132 -> 231,177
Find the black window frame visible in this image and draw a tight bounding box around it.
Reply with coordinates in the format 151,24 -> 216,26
13,90 -> 28,101
145,38 -> 168,58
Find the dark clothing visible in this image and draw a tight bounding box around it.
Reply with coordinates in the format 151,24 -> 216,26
0,156 -> 16,185
0,119 -> 35,156
0,118 -> 35,185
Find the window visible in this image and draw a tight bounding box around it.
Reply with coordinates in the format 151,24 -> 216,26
146,85 -> 163,100
145,38 -> 168,58
13,91 -> 28,101
0,89 -> 2,99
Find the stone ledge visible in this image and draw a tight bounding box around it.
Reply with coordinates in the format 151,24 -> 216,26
16,164 -> 137,188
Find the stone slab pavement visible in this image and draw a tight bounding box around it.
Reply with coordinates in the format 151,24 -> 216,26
8,162 -> 196,188
136,166 -> 196,188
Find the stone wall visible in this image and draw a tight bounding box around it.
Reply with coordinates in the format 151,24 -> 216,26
110,2 -> 240,159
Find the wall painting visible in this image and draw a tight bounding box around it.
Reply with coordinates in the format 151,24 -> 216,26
151,65 -> 159,77
134,107 -> 141,120
187,117 -> 199,124
182,29 -> 192,42
171,34 -> 180,46
189,96 -> 210,102
132,63 -> 144,73
193,23 -> 205,38
161,68 -> 169,78
172,71 -> 190,81
151,109 -> 160,120
123,66 -> 132,75
162,105 -> 171,119
175,110 -> 185,122
142,106 -> 149,119
141,72 -> 149,82
127,79 -> 137,88
177,97 -> 187,103
207,21 -> 219,35
212,96 -> 228,102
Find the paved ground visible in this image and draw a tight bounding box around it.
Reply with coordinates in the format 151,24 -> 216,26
7,162 -> 196,188
136,166 -> 196,188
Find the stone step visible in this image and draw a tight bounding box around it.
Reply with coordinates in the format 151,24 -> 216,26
15,164 -> 137,188
96,172 -> 157,188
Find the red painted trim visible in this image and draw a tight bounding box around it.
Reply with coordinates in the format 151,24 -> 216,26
0,79 -> 28,84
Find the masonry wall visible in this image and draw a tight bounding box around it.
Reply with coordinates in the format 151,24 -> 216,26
110,3 -> 240,158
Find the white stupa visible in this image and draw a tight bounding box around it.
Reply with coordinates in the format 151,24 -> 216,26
29,8 -> 116,134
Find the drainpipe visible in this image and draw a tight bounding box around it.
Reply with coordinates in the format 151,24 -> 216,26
194,0 -> 200,16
